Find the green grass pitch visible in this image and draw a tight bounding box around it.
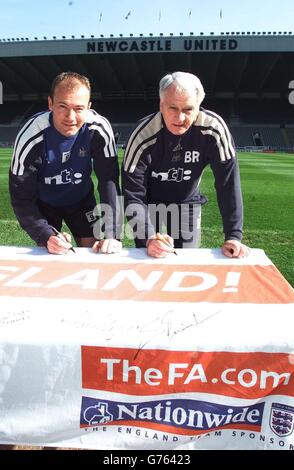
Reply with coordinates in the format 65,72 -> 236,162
0,147 -> 293,286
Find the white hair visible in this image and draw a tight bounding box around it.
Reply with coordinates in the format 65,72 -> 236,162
159,71 -> 205,106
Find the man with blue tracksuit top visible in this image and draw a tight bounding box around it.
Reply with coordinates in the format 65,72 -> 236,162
9,72 -> 121,254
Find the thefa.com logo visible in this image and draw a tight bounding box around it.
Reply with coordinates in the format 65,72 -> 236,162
288,80 -> 294,105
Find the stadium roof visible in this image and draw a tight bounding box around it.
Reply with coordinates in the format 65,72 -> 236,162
1,34 -> 294,101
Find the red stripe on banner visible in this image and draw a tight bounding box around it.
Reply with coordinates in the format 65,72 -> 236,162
80,419 -> 260,435
0,260 -> 293,303
81,346 -> 294,399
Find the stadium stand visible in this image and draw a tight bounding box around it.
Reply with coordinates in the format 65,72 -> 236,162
1,34 -> 294,151
230,125 -> 287,149
0,102 -> 30,124
1,101 -> 292,151
285,126 -> 294,146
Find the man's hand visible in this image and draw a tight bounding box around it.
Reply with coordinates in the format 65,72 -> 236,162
92,239 -> 122,254
47,232 -> 73,255
146,234 -> 175,258
222,239 -> 250,258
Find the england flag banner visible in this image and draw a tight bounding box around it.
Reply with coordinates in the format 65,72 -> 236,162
0,246 -> 293,450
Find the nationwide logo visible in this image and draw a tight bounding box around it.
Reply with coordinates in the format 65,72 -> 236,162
270,403 -> 294,437
83,401 -> 113,425
80,396 -> 265,435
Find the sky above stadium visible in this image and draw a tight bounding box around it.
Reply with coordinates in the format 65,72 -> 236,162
1,0 -> 294,39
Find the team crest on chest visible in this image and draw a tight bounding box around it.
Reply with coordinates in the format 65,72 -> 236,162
78,147 -> 87,157
62,151 -> 71,163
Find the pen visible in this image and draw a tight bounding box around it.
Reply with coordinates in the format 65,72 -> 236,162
51,227 -> 76,253
156,232 -> 178,255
